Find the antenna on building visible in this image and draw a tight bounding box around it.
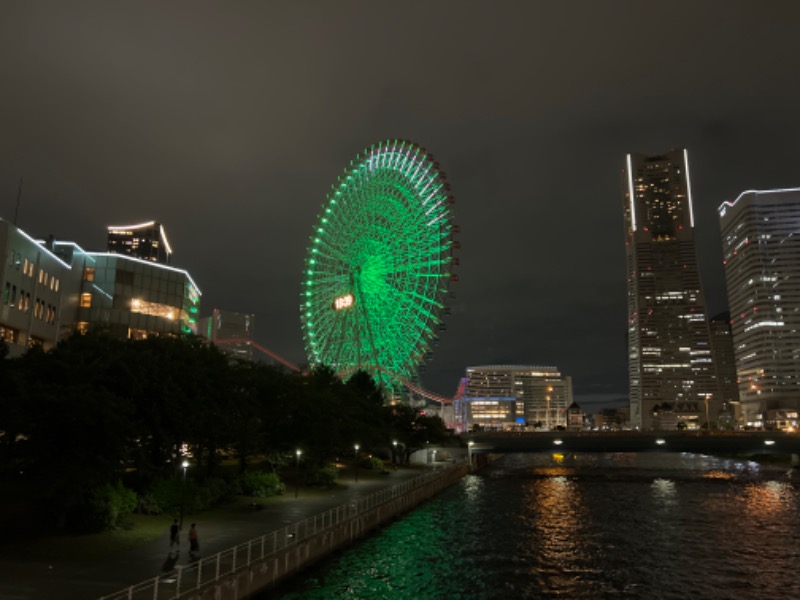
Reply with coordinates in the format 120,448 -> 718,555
13,177 -> 22,226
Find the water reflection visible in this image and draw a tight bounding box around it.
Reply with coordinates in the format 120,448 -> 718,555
273,454 -> 800,599
519,460 -> 593,597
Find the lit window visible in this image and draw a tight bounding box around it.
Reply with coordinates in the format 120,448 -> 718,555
84,268 -> 95,282
80,293 -> 92,308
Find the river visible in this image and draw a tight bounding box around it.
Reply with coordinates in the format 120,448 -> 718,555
266,452 -> 800,599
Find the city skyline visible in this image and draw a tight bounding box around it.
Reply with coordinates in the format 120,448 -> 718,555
2,2 -> 800,401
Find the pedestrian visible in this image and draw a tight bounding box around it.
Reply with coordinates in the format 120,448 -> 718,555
169,519 -> 180,548
188,523 -> 199,558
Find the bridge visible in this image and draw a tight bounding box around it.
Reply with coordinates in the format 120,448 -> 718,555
465,431 -> 800,457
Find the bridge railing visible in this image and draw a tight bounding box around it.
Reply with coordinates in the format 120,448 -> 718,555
98,466 -> 456,600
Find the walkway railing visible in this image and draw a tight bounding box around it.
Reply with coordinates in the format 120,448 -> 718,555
99,466 -> 460,600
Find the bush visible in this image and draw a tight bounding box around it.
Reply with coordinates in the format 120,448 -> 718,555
360,456 -> 384,471
74,481 -> 138,532
308,465 -> 338,488
238,472 -> 285,497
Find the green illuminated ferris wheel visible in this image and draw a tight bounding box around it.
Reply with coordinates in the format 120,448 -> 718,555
300,139 -> 458,394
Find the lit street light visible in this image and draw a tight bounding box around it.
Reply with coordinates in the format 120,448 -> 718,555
295,449 -> 302,498
179,460 -> 189,530
354,444 -> 360,482
392,440 -> 398,466
468,441 -> 474,469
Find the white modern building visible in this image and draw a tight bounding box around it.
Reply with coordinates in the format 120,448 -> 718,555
719,188 -> 800,429
622,149 -> 717,430
1,218 -> 72,355
462,365 -> 573,430
1,215 -> 201,356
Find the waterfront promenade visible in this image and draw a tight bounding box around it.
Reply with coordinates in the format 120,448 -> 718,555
0,466 -> 437,600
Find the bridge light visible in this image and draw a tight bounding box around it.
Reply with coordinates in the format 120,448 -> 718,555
553,439 -> 563,446
656,438 -> 666,445
764,439 -> 776,446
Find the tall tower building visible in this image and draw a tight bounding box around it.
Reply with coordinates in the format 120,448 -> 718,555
622,149 -> 717,430
719,189 -> 800,429
107,221 -> 172,264
708,312 -> 741,427
198,309 -> 255,362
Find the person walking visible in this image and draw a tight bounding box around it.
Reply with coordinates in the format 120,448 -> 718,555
188,523 -> 199,558
169,519 -> 180,549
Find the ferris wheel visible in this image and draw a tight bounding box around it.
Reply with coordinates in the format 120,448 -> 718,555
300,139 -> 458,394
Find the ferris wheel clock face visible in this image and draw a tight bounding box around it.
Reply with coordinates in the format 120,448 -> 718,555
300,139 -> 457,392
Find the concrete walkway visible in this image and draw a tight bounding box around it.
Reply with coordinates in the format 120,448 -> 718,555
0,466 -> 434,600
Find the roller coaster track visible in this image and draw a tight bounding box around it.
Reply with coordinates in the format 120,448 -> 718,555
213,338 -> 465,406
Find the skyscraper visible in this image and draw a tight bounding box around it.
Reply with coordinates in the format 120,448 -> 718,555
708,312 -> 741,427
719,188 -> 800,429
107,221 -> 172,264
622,149 -> 716,430
198,308 -> 255,362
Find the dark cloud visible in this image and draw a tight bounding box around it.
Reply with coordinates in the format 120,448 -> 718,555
2,1 -> 800,398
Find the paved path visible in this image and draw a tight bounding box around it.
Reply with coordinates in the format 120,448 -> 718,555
0,467 -> 432,600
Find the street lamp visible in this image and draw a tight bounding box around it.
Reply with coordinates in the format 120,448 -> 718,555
295,449 -> 302,498
705,394 -> 711,432
467,441 -> 474,469
354,444 -> 360,483
179,460 -> 189,530
392,440 -> 398,466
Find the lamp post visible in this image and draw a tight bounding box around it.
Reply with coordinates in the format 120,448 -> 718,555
468,441 -> 474,470
705,394 -> 711,432
354,444 -> 360,482
294,449 -> 302,498
179,460 -> 189,530
392,440 -> 398,466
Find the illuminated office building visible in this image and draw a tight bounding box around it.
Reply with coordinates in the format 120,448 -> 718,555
63,247 -> 200,340
708,312 -> 741,427
719,188 -> 800,428
1,214 -> 200,355
198,309 -> 255,361
622,149 -> 717,430
1,218 -> 71,355
463,365 -> 573,430
107,221 -> 172,264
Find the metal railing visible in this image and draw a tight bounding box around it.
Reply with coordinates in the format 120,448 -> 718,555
99,466 -> 462,600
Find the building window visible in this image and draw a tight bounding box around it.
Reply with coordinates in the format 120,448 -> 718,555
2,283 -> 9,305
76,322 -> 89,334
80,293 -> 92,308
24,293 -> 30,312
0,325 -> 19,344
84,268 -> 95,282
10,285 -> 17,307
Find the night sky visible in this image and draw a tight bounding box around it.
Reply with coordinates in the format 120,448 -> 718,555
2,2 -> 800,404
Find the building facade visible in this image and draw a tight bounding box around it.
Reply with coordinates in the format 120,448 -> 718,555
719,188 -> 800,429
107,221 -> 172,264
64,249 -> 200,340
198,309 -> 255,361
463,365 -> 573,430
708,312 -> 742,427
622,149 -> 717,430
1,218 -> 71,355
1,216 -> 200,356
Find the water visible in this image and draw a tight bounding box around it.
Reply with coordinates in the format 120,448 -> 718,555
268,453 -> 800,599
